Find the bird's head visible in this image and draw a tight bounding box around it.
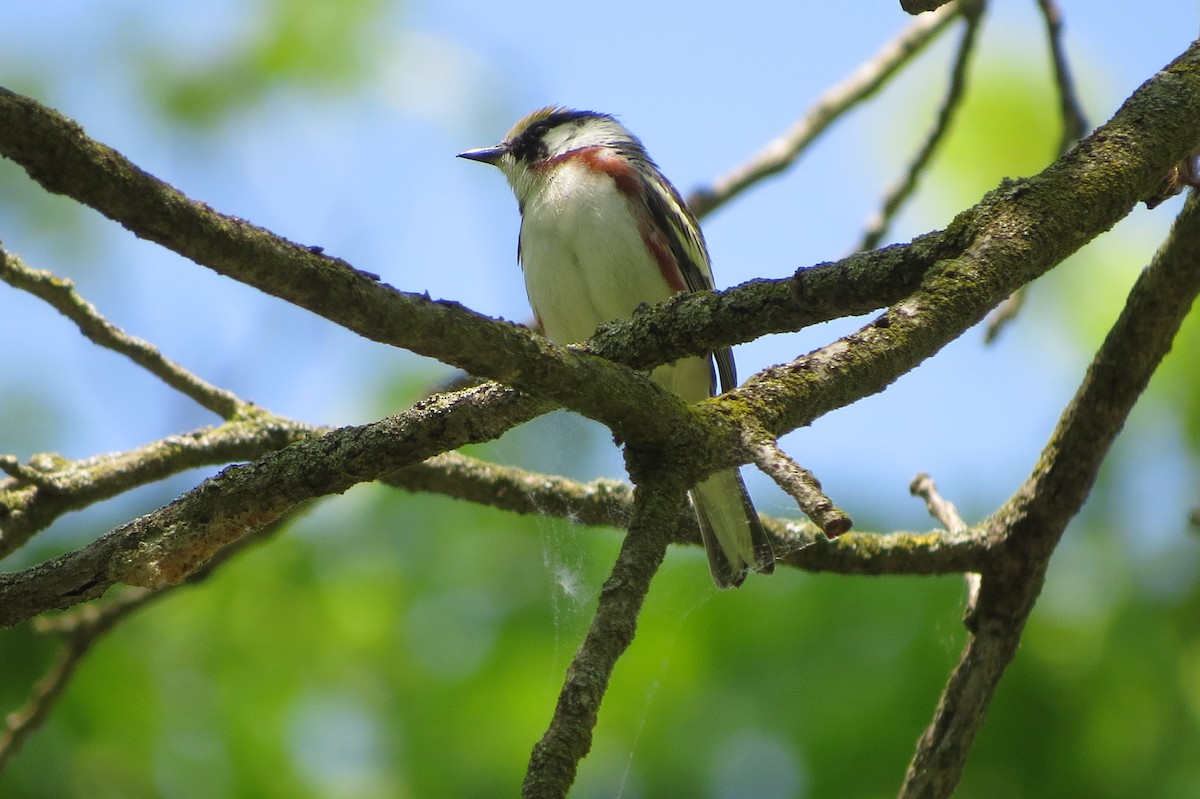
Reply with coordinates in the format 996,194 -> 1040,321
458,107 -> 645,205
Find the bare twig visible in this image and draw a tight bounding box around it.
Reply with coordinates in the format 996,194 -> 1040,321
1,245 -> 245,419
385,451 -> 635,530
0,454 -> 60,488
900,190 -> 1200,799
1036,0 -> 1088,153
909,472 -> 966,533
687,1 -> 964,219
0,414 -> 316,560
860,0 -> 984,251
982,287 -> 1026,343
742,425 -> 852,536
910,472 -> 979,609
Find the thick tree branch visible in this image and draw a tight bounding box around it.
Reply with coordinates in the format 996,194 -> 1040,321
723,39 -> 1200,446
0,410 -> 988,631
899,189 -> 1200,799
0,381 -> 549,626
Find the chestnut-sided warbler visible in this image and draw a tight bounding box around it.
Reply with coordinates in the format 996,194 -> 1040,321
459,107 -> 774,588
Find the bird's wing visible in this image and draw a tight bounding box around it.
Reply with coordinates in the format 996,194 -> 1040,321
641,164 -> 737,395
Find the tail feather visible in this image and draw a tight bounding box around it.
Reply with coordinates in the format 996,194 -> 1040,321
691,468 -> 774,589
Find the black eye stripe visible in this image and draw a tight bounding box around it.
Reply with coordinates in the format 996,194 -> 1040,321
510,128 -> 547,163
509,109 -> 610,164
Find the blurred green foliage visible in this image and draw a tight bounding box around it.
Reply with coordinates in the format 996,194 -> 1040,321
2,3 -> 1199,797
144,0 -> 390,126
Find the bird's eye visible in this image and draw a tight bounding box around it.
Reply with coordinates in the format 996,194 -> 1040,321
512,123 -> 551,163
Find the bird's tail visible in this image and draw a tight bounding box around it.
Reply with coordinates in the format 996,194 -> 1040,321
691,468 -> 775,588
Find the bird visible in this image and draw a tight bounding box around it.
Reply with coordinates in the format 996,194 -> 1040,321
459,107 -> 774,588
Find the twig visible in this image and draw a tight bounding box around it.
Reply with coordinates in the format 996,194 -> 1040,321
982,288 -> 1026,344
1035,0 -> 1088,153
900,190 -> 1200,799
859,0 -> 984,251
0,620 -> 105,770
384,451 -> 635,531
687,1 -> 964,219
742,425 -> 852,536
0,587 -> 159,771
0,415 -> 316,560
909,472 -> 966,532
0,245 -> 244,419
521,471 -> 677,798
910,472 -> 979,610
0,454 -> 60,488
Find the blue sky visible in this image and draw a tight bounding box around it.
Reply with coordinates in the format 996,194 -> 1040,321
1,1 -> 1196,568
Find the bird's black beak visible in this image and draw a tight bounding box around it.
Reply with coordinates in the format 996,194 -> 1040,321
457,144 -> 507,165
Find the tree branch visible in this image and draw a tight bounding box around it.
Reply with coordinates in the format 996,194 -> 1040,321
0,415 -> 315,560
741,423 -> 852,536
688,1 -> 965,219
388,452 -> 988,575
726,38 -> 1200,445
3,38 -> 1198,626
0,244 -> 244,418
860,0 -> 983,251
1036,0 -> 1088,153
521,462 -> 678,798
0,86 -> 699,448
899,189 -> 1200,798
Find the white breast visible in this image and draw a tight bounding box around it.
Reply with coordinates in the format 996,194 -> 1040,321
519,160 -> 675,346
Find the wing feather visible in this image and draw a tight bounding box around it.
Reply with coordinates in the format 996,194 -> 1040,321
635,157 -> 738,394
